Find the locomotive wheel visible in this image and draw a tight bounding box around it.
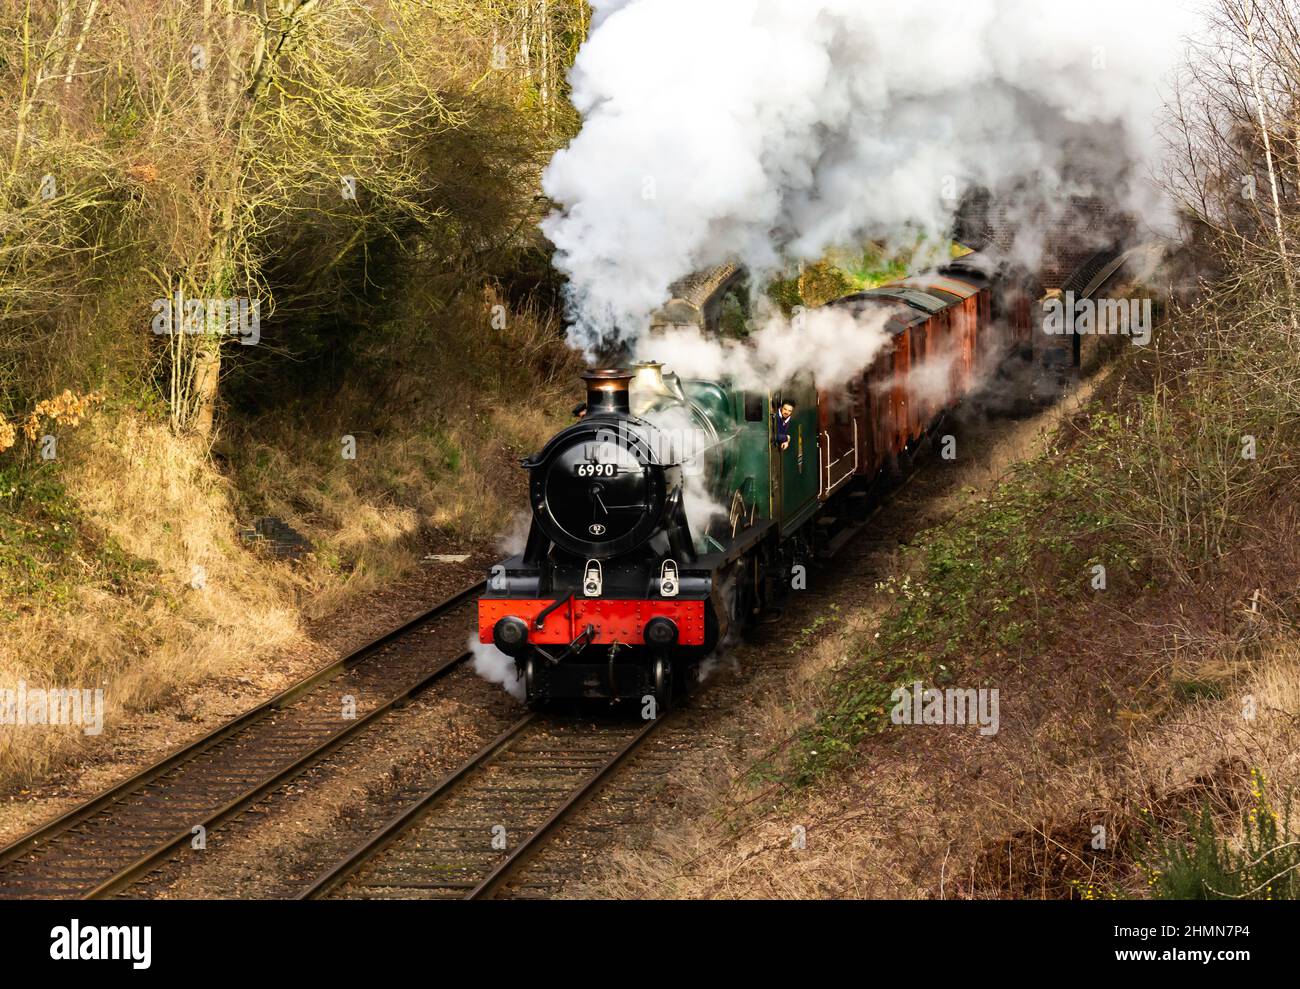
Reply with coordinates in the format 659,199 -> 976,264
885,452 -> 905,486
523,656 -> 544,710
751,553 -> 775,624
897,446 -> 915,476
747,554 -> 764,622
725,558 -> 754,636
652,656 -> 673,714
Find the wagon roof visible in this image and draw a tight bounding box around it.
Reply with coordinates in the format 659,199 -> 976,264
865,284 -> 958,314
826,292 -> 929,335
895,274 -> 982,301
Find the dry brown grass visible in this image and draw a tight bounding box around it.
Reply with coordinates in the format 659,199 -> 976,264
226,288 -> 580,616
0,287 -> 580,792
0,398 -> 559,789
588,601 -> 1300,901
231,399 -> 559,619
0,414 -> 302,787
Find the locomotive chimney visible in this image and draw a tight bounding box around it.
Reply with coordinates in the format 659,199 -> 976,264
582,368 -> 633,415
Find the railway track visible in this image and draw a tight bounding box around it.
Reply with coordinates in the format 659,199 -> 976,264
0,580 -> 485,900
287,473 -> 924,901
300,713 -> 661,900
0,426 -> 950,901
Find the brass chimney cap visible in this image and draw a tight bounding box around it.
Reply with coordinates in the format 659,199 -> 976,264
581,368 -> 632,415
581,368 -> 633,385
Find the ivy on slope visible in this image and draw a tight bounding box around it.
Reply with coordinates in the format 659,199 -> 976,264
790,445 -> 1135,785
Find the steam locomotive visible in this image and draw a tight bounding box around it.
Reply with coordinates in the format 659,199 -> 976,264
477,251 -> 1086,708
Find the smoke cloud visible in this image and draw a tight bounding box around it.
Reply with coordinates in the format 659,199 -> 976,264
542,0 -> 1200,353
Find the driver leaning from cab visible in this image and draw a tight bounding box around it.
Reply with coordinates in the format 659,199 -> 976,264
774,399 -> 796,451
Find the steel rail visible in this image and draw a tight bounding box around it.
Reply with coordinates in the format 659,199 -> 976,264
297,714 -> 537,900
87,648 -> 474,899
299,715 -> 662,901
465,715 -> 661,900
0,579 -> 486,890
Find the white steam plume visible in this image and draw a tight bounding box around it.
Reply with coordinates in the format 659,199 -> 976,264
636,302 -> 893,393
542,0 -> 1200,352
468,633 -> 526,702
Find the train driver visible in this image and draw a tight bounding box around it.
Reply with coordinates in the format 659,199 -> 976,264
775,399 -> 795,451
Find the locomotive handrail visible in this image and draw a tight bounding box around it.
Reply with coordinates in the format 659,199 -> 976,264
818,432 -> 828,499
819,418 -> 859,499
729,489 -> 745,537
533,592 -> 573,629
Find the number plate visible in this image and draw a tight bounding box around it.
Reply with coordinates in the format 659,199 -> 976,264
574,463 -> 617,478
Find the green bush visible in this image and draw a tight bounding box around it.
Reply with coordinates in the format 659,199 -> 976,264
1141,771 -> 1299,900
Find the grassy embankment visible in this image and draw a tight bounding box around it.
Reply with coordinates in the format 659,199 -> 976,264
0,2 -> 585,792
594,255 -> 1300,898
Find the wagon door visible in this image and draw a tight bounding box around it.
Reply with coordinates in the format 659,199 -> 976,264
818,385 -> 859,501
